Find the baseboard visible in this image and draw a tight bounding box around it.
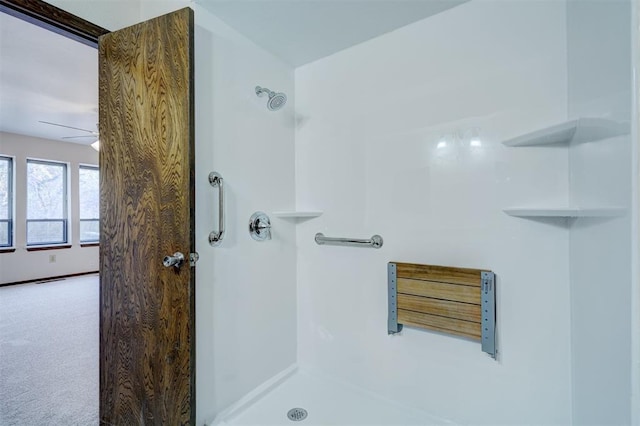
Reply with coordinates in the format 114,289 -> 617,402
0,270 -> 99,287
208,364 -> 298,426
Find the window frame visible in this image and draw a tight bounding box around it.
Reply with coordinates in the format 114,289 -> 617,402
0,155 -> 15,248
26,158 -> 70,247
78,163 -> 99,244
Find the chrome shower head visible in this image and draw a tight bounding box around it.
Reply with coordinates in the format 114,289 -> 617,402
256,86 -> 287,111
267,92 -> 287,111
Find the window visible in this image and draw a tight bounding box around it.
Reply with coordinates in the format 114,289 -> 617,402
79,165 -> 99,243
27,159 -> 68,245
0,156 -> 13,247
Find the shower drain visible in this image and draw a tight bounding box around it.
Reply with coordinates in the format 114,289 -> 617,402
287,408 -> 308,422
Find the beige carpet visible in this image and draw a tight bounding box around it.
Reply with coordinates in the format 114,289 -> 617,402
0,275 -> 98,425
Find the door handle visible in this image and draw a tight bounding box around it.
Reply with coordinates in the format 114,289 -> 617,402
163,252 -> 185,268
208,172 -> 224,246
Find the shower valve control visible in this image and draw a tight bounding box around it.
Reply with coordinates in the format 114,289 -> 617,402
249,211 -> 272,242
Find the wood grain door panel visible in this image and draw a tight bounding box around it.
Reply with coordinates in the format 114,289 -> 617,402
99,8 -> 195,425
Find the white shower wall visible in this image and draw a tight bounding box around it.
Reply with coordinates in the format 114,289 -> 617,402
295,0 -> 572,424
567,1 -> 632,423
189,6 -> 297,424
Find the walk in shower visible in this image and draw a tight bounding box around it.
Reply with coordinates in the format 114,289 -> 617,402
4,0 -> 634,423
138,0 -> 638,424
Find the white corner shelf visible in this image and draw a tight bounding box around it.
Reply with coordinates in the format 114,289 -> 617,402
503,207 -> 626,218
272,211 -> 323,219
502,118 -> 629,147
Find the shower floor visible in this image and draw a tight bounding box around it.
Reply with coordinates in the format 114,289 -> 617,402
215,368 -> 453,426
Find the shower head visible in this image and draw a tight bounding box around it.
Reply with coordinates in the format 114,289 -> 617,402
256,86 -> 287,111
267,92 -> 287,111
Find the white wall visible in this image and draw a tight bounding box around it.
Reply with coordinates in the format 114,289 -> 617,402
295,1 -> 572,424
0,0 -> 128,285
0,132 -> 99,284
567,1 -> 633,424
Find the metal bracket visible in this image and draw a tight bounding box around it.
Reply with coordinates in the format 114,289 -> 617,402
481,271 -> 496,358
387,263 -> 403,334
189,252 -> 199,267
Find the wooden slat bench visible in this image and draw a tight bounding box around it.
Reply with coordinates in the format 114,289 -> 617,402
388,262 -> 496,358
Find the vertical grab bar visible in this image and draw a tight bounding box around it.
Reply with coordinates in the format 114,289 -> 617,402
208,172 -> 224,246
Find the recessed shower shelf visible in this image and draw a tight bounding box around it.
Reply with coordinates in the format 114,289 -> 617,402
503,207 -> 626,218
272,211 -> 323,219
502,118 -> 629,147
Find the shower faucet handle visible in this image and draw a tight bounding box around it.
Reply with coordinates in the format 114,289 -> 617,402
249,211 -> 272,242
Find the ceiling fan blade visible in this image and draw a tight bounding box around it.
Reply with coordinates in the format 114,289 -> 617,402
39,120 -> 96,134
62,135 -> 98,139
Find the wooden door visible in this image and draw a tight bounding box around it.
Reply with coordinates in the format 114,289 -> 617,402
98,8 -> 195,425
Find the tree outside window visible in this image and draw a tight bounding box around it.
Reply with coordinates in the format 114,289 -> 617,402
27,160 -> 68,245
79,165 -> 99,243
0,156 -> 13,247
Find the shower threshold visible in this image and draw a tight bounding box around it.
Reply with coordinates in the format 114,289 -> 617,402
212,367 -> 454,425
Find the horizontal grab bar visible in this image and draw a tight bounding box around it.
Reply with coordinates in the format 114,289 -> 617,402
314,233 -> 383,249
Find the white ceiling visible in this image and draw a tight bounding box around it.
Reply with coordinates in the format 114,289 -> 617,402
0,12 -> 98,145
0,1 -> 468,143
197,0 -> 470,67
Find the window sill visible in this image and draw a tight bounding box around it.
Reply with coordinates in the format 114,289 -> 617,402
26,244 -> 72,252
0,247 -> 16,253
80,242 -> 99,247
